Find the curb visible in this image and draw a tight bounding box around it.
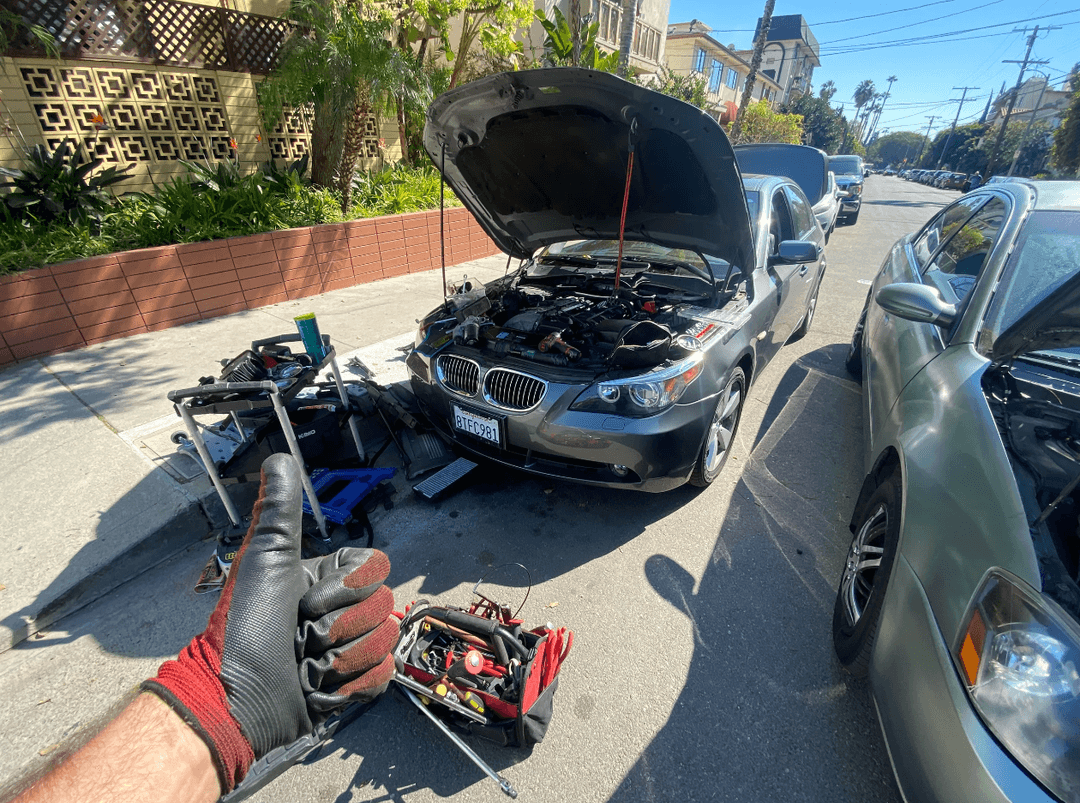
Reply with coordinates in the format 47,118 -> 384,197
1,500 -> 213,654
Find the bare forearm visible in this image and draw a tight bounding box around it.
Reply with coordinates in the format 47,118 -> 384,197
15,694 -> 220,803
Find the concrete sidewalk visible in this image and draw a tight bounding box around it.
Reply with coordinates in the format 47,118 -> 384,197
0,255 -> 508,652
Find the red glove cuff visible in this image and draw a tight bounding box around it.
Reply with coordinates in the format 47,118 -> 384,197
143,634 -> 255,793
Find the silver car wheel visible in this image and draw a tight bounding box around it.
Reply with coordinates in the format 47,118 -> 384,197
840,503 -> 887,627
704,384 -> 742,473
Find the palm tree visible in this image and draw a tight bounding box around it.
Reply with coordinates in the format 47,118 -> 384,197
852,79 -> 875,143
732,0 -> 776,143
818,80 -> 836,103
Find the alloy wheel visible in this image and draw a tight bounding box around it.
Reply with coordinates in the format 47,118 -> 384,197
840,503 -> 888,627
704,382 -> 742,473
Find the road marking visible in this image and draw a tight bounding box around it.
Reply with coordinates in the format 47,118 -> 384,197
857,279 -> 872,285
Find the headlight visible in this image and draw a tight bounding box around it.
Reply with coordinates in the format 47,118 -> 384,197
954,571 -> 1080,801
570,354 -> 704,417
849,183 -> 863,196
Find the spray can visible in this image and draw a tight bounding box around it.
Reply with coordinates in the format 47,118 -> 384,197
294,313 -> 327,361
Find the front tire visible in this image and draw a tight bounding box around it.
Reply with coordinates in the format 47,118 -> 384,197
689,368 -> 746,488
790,277 -> 821,342
832,474 -> 901,677
845,310 -> 865,379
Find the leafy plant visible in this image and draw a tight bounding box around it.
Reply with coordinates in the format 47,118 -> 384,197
536,7 -> 619,72
735,100 -> 804,145
0,138 -> 132,226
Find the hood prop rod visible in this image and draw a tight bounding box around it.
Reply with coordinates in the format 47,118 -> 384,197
440,142 -> 448,301
613,118 -> 639,298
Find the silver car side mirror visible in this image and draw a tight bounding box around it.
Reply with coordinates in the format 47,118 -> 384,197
769,240 -> 820,265
876,283 -> 957,328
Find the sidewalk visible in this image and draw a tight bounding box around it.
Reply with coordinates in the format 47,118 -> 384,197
0,254 -> 509,652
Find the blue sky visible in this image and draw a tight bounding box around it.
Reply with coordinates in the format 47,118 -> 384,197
666,0 -> 1080,138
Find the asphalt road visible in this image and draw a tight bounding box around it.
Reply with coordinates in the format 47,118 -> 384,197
0,176 -> 960,803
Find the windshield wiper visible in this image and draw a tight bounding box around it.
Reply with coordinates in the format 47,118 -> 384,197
1023,351 -> 1080,370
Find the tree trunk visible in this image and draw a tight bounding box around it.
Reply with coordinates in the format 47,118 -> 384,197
732,0 -> 775,143
337,99 -> 370,213
570,0 -> 582,66
617,0 -> 635,78
310,97 -> 346,190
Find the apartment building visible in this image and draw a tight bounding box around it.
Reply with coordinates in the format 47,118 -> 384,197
986,74 -> 1073,130
735,14 -> 819,107
665,20 -> 782,123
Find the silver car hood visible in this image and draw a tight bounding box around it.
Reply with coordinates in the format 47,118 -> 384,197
992,267 -> 1080,363
423,67 -> 755,272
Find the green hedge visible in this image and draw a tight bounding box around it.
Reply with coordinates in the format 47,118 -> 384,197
0,161 -> 462,275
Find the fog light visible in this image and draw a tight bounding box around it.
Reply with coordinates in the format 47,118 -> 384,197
611,464 -> 629,477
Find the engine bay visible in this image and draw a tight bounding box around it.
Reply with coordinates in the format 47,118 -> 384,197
426,262 -> 748,371
985,356 -> 1080,619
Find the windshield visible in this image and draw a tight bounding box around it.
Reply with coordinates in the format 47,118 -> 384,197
736,148 -> 827,204
536,240 -> 714,277
829,156 -> 863,175
983,211 -> 1080,357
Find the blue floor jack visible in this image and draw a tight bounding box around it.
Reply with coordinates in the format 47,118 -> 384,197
302,467 -> 397,547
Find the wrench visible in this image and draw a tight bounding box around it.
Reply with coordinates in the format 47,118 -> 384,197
400,686 -> 518,799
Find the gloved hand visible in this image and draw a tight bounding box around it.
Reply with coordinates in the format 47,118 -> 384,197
143,453 -> 397,794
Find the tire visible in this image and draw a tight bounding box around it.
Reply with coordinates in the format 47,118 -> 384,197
789,276 -> 821,342
845,310 -> 865,379
832,474 -> 901,677
847,209 -> 859,225
689,368 -> 746,488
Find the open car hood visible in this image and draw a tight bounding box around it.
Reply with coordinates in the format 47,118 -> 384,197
992,266 -> 1080,363
423,68 -> 755,273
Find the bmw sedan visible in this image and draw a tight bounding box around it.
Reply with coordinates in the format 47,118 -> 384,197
406,68 -> 826,492
840,178 -> 1080,802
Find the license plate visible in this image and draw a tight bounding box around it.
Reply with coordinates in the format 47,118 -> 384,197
453,404 -> 501,446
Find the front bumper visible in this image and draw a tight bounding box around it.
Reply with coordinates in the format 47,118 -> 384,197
840,197 -> 861,214
869,555 -> 1055,803
406,348 -> 712,492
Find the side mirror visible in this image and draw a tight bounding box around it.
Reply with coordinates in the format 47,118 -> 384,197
770,240 -> 821,265
876,283 -> 957,328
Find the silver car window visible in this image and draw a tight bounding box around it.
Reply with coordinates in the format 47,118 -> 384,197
922,197 -> 1007,306
782,186 -> 816,240
912,195 -> 986,271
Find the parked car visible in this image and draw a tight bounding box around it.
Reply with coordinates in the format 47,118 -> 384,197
734,143 -> 841,240
840,178 -> 1080,803
407,68 -> 826,492
942,172 -> 968,190
829,154 -> 865,225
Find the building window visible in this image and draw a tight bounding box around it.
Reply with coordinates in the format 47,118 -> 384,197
725,68 -> 740,90
598,1 -> 620,43
709,60 -> 723,93
693,47 -> 706,73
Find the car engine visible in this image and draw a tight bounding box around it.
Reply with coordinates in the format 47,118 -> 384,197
986,358 -> 1080,619
429,266 -> 746,372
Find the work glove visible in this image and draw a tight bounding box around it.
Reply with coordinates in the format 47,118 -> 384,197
143,453 -> 397,794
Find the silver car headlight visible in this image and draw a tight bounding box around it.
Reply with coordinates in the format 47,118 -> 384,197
849,183 -> 863,196
954,570 -> 1080,801
570,353 -> 704,418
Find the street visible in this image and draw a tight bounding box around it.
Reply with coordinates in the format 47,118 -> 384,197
0,176 -> 958,803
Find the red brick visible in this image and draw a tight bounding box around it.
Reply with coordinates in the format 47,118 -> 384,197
52,262 -> 126,290
58,278 -> 127,304
0,301 -> 72,332
348,233 -> 379,251
271,229 -> 312,246
116,244 -> 175,264
284,279 -> 322,299
187,269 -> 240,291
310,223 -> 346,241
182,258 -> 236,279
67,290 -> 137,316
136,290 -> 196,314
227,233 -> 272,254
274,244 -> 316,262
131,279 -> 191,303
191,281 -> 242,304
119,251 -> 181,276
80,319 -> 147,343
383,262 -> 409,279
344,220 -> 376,236
316,255 -> 351,275
244,287 -> 288,307
146,311 -> 201,331
240,272 -> 284,294
125,267 -> 186,290
10,329 -> 85,359
4,315 -> 80,346
0,289 -> 65,319
314,238 -> 350,257
48,254 -> 119,275
235,261 -> 280,282
375,217 -> 404,233
0,267 -> 54,297
280,265 -> 321,284
377,231 -> 405,249
73,301 -> 142,329
198,300 -> 248,319
142,303 -> 200,328
177,243 -> 232,267
231,250 -> 278,270
0,342 -> 14,366
318,276 -> 354,292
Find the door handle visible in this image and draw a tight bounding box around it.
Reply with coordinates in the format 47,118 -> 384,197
798,265 -> 809,276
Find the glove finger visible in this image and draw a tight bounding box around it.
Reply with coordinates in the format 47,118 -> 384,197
300,615 -> 399,691
296,585 -> 395,657
299,548 -> 391,620
306,653 -> 395,715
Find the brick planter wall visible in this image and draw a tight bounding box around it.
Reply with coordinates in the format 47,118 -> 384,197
0,208 -> 499,366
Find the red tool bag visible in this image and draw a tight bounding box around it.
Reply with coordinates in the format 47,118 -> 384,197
393,598 -> 572,748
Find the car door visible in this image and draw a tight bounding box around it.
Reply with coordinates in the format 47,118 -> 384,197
782,184 -> 822,327
864,194 -> 1010,457
756,188 -> 802,360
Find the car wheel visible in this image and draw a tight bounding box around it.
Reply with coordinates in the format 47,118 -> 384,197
789,277 -> 820,342
845,310 -> 865,379
832,474 -> 901,677
689,367 -> 746,488
847,209 -> 859,225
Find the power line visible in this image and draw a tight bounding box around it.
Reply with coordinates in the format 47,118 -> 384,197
825,0 -> 1006,45
704,0 -> 975,32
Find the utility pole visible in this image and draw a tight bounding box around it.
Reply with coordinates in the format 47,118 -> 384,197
916,115 -> 939,167
866,76 -> 897,145
985,25 -> 1055,176
731,0 -> 776,143
937,86 -> 979,168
